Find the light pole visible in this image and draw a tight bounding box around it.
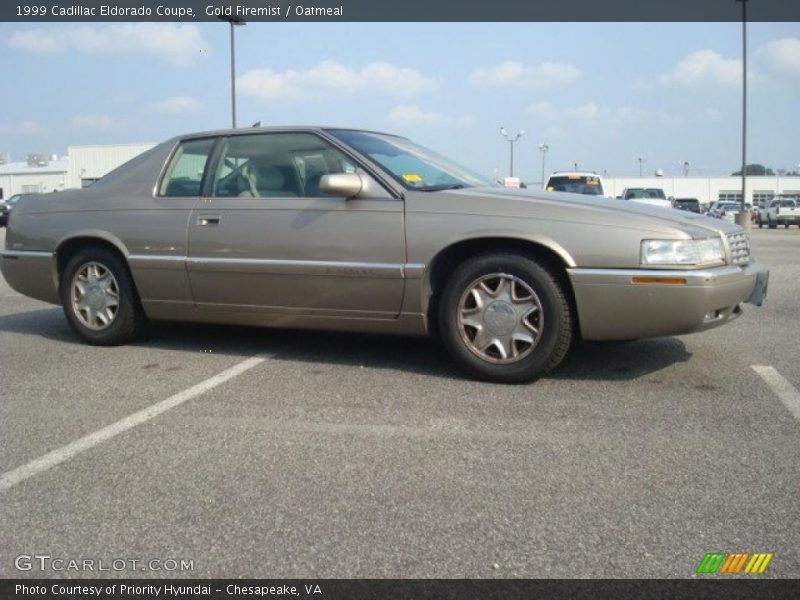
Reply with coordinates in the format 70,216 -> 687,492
682,161 -> 690,176
500,127 -> 525,178
218,15 -> 246,129
637,157 -> 646,177
735,0 -> 750,230
538,142 -> 549,185
776,168 -> 786,195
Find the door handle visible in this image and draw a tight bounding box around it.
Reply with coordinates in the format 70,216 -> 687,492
198,215 -> 221,226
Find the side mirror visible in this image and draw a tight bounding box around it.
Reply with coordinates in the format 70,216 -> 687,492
319,173 -> 363,198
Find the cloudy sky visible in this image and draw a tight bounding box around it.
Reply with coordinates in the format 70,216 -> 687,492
1,21 -> 798,181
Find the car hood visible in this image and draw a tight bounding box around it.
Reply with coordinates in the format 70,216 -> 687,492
427,186 -> 745,237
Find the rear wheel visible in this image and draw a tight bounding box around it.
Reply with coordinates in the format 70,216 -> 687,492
437,253 -> 573,383
59,247 -> 145,345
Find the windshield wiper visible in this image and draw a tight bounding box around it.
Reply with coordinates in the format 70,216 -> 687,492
416,183 -> 469,192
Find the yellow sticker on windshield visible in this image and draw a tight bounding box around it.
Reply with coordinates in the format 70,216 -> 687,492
402,174 -> 423,183
546,186 -> 555,191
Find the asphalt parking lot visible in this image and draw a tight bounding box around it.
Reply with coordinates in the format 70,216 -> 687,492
0,227 -> 798,579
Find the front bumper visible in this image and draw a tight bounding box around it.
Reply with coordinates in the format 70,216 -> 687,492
567,262 -> 769,341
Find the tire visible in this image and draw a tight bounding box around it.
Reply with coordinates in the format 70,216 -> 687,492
757,217 -> 763,228
437,252 -> 573,383
768,217 -> 777,229
59,246 -> 145,345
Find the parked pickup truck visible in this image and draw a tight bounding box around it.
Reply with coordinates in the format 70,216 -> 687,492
619,187 -> 672,209
759,196 -> 800,228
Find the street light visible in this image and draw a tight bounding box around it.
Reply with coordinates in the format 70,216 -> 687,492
500,127 -> 525,178
538,142 -> 549,185
218,14 -> 246,129
637,157 -> 646,177
735,0 -> 750,230
682,161 -> 690,176
776,168 -> 787,195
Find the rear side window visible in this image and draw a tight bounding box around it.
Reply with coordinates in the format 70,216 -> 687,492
158,138 -> 216,197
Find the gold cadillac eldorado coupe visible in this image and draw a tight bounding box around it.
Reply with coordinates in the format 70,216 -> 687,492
0,127 -> 769,382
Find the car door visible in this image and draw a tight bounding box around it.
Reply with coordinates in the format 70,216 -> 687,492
186,131 -> 406,318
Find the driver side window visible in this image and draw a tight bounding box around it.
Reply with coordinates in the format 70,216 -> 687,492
211,133 -> 357,199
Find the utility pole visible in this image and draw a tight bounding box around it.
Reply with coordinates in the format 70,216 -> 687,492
735,0 -> 751,230
218,15 -> 246,128
538,142 -> 549,186
500,127 -> 525,178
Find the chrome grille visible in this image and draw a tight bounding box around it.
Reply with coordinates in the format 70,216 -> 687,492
727,232 -> 751,266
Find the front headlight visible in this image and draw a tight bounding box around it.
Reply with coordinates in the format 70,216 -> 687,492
640,238 -> 725,267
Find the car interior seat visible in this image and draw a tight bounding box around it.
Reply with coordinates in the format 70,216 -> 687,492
239,162 -> 298,197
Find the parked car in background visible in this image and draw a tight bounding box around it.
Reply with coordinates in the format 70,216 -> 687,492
756,199 -> 771,226
708,201 -> 743,223
619,187 -> 671,209
763,197 -> 800,228
672,198 -> 701,213
0,126 -> 768,383
544,172 -> 606,197
1,194 -> 25,227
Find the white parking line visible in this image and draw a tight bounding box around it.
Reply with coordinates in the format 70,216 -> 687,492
752,365 -> 800,422
0,354 -> 271,493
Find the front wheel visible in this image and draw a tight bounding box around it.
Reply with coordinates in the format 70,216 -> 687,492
59,247 -> 146,345
437,253 -> 573,383
768,217 -> 777,229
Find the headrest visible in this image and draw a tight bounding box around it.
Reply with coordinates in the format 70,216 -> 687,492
249,163 -> 284,190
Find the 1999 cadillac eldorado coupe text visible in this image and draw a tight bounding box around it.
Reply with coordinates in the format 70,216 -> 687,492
0,127 -> 769,382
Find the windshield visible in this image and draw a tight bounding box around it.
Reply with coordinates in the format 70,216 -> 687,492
328,130 -> 492,191
718,203 -> 740,210
624,188 -> 666,200
545,175 -> 604,196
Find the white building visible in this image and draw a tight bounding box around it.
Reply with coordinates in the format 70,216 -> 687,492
65,143 -> 155,189
602,175 -> 800,206
0,143 -> 155,199
0,157 -> 69,199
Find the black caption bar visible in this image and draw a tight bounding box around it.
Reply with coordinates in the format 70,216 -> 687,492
3,579 -> 800,600
1,0 -> 799,22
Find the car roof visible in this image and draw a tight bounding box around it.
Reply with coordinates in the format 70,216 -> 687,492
548,171 -> 600,177
178,125 -> 404,141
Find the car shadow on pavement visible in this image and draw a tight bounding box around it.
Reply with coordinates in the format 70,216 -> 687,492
554,337 -> 693,381
1,308 -> 692,382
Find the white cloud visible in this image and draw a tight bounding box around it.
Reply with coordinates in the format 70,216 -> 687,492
528,101 -> 604,121
237,61 -> 437,99
757,37 -> 800,74
565,103 -> 601,120
0,121 -> 47,135
387,105 -> 474,127
70,114 -> 115,130
152,96 -> 202,113
614,106 -> 651,123
8,24 -> 207,66
525,101 -> 557,120
468,61 -> 581,89
526,102 -> 680,125
659,50 -> 742,87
